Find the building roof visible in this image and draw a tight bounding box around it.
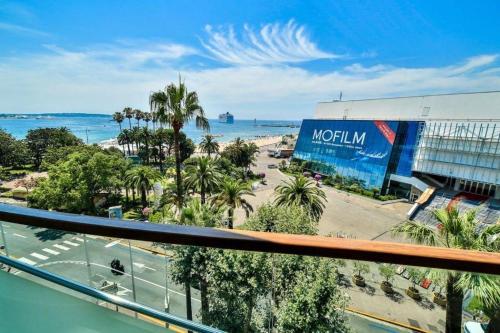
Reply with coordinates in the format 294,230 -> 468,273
314,91 -> 500,121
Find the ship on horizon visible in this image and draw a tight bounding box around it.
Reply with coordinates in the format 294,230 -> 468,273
218,112 -> 234,124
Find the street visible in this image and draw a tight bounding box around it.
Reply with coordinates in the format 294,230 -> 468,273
0,221 -> 201,321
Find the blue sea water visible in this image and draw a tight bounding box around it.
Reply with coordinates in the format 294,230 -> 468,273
0,113 -> 301,144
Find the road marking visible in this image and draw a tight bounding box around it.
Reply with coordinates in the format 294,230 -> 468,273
34,260 -> 201,302
133,262 -> 157,271
42,248 -> 60,255
86,235 -> 99,239
63,240 -> 79,247
18,257 -> 36,265
13,233 -> 27,238
74,237 -> 84,242
104,239 -> 121,248
30,252 -> 49,260
53,244 -> 70,251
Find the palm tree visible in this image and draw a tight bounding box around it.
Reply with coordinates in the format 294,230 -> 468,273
123,107 -> 134,130
117,130 -> 131,156
212,178 -> 254,228
199,134 -> 219,157
184,157 -> 222,204
113,111 -> 124,130
134,109 -> 143,127
143,112 -> 152,129
150,77 -> 209,211
125,166 -> 162,208
113,112 -> 125,153
173,199 -> 224,324
274,175 -> 327,221
131,126 -> 142,153
392,207 -> 499,333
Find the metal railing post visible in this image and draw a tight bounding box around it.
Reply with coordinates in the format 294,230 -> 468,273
0,222 -> 9,257
128,240 -> 138,318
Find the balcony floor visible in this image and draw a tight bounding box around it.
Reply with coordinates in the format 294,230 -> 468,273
0,269 -> 174,333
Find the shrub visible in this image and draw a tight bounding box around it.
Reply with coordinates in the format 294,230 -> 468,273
379,194 -> 398,201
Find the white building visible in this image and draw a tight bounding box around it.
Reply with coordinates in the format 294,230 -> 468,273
314,91 -> 500,199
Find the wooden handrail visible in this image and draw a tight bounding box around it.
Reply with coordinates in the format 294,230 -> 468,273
0,204 -> 499,275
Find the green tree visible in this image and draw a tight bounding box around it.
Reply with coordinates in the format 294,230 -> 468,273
274,175 -> 327,221
275,257 -> 350,333
392,207 -> 500,333
26,127 -> 83,169
196,203 -> 349,332
184,157 -> 222,204
28,150 -> 126,214
212,178 -> 254,229
125,166 -> 161,208
221,138 -> 258,173
242,203 -> 318,235
150,77 -> 209,210
123,107 -> 134,130
379,263 -> 397,285
112,112 -> 125,153
151,128 -> 195,171
353,261 -> 370,278
204,249 -> 270,333
0,129 -> 30,168
41,145 -> 102,169
169,200 -> 224,324
118,129 -> 132,156
199,134 -> 219,157
134,109 -> 143,126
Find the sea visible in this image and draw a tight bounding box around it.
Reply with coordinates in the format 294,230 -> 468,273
0,113 -> 302,144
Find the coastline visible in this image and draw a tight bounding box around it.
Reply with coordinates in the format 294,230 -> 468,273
99,134 -> 293,151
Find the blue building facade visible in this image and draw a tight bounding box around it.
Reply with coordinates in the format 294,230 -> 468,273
293,119 -> 422,191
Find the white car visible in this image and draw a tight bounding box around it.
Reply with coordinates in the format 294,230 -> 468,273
464,321 -> 487,333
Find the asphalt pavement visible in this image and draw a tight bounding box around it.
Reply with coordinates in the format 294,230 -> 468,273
0,221 -> 201,321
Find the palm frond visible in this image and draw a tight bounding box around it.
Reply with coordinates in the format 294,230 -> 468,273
391,221 -> 441,246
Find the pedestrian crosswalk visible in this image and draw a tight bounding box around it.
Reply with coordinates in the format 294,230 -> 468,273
42,248 -> 60,255
53,244 -> 70,251
17,236 -> 83,266
30,252 -> 49,260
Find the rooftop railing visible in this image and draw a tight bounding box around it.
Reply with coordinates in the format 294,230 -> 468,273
0,203 -> 499,333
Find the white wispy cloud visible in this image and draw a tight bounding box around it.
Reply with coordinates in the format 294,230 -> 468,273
41,42 -> 197,67
0,41 -> 498,119
0,21 -> 49,37
201,20 -> 339,65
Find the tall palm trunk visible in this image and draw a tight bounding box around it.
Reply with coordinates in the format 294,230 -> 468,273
446,274 -> 464,333
185,280 -> 193,330
228,206 -> 234,229
140,187 -> 147,208
173,124 -> 183,210
158,142 -> 164,172
118,123 -> 125,154
128,118 -> 132,130
200,182 -> 206,204
144,134 -> 149,165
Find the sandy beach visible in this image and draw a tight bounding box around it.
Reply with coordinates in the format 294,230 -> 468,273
99,134 -> 289,151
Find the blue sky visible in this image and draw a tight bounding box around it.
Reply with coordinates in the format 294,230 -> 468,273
1,0 -> 499,119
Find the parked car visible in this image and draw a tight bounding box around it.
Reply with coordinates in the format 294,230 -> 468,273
267,164 -> 278,169
464,321 -> 487,333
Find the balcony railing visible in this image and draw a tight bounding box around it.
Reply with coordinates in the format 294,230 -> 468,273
0,203 -> 499,333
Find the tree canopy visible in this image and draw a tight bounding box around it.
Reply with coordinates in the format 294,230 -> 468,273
28,148 -> 127,214
0,129 -> 30,168
26,127 -> 83,169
